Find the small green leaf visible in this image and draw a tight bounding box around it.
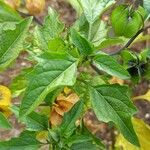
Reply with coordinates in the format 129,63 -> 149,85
35,7 -> 64,50
93,53 -> 130,79
0,112 -> 12,129
90,84 -> 139,146
24,112 -> 49,131
61,100 -> 84,138
19,53 -> 78,117
0,131 -> 41,150
0,17 -> 32,70
0,1 -> 22,22
80,0 -> 115,24
71,29 -> 93,56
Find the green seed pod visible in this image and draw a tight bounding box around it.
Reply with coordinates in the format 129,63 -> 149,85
111,5 -> 143,38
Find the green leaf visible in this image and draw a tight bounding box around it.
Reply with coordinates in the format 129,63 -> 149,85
0,17 -> 32,70
0,1 -> 22,22
19,53 -> 78,117
35,7 -> 64,51
143,0 -> 150,15
48,38 -> 67,52
66,134 -> 92,147
0,112 -> 12,129
61,100 -> 84,138
0,131 -> 41,150
71,141 -> 98,150
80,0 -> 115,24
90,84 -> 139,146
24,112 -> 49,131
93,53 -> 130,79
71,29 -> 93,56
90,20 -> 107,46
96,37 -> 124,50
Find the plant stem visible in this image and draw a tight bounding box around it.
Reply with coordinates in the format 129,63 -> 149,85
90,25 -> 150,75
109,25 -> 150,55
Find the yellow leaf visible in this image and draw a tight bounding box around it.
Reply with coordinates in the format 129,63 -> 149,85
0,85 -> 11,107
133,90 -> 150,102
115,118 -> 150,150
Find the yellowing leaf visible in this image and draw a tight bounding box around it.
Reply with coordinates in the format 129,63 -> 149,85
115,118 -> 150,150
133,90 -> 150,102
0,85 -> 11,107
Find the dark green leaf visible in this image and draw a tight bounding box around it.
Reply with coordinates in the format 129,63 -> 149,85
0,112 -> 11,129
0,17 -> 32,70
90,84 -> 139,146
61,100 -> 84,138
0,131 -> 41,150
93,53 -> 130,79
24,112 -> 49,131
19,53 -> 78,117
71,29 -> 93,56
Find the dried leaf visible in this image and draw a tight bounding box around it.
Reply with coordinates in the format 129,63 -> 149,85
108,76 -> 124,85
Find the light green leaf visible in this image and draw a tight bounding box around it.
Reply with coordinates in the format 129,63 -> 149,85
35,7 -> 64,51
71,29 -> 93,56
0,131 -> 41,150
0,17 -> 32,70
24,112 -> 49,131
93,53 -> 130,79
61,100 -> 84,138
80,0 -> 115,24
0,1 -> 22,22
19,53 -> 78,117
0,112 -> 12,129
90,84 -> 139,146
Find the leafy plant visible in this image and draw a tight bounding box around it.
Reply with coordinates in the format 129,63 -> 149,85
0,0 -> 150,149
